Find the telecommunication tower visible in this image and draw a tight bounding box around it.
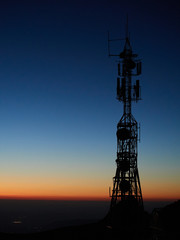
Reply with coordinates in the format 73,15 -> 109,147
108,25 -> 143,214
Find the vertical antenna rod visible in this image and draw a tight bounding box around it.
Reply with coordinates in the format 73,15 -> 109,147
126,14 -> 128,39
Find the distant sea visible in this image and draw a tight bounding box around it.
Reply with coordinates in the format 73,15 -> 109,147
0,199 -> 174,233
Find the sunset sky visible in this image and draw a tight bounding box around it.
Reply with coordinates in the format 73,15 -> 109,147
0,0 -> 179,201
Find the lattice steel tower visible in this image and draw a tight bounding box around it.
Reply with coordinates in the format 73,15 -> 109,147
108,29 -> 143,211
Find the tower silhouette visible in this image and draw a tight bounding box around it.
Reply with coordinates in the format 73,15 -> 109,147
108,27 -> 143,217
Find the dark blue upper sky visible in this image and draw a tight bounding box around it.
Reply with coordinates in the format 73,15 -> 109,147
0,0 -> 179,199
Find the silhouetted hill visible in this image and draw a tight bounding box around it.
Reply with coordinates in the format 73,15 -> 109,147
160,199 -> 180,230
151,200 -> 180,239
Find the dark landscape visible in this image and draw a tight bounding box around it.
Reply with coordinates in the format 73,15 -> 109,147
0,200 -> 179,239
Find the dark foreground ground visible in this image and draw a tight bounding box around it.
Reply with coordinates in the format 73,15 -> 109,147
0,200 -> 179,240
0,223 -> 151,240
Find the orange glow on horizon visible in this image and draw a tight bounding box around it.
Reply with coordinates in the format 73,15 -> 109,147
0,175 -> 179,202
0,194 -> 109,201
0,194 -> 178,202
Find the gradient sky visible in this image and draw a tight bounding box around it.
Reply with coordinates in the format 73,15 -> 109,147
0,0 -> 179,200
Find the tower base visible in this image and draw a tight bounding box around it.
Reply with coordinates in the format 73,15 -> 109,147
105,198 -> 145,229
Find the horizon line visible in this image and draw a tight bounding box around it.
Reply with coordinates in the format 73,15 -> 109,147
0,195 -> 178,202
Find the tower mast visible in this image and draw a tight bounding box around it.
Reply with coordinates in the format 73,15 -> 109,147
109,28 -> 143,212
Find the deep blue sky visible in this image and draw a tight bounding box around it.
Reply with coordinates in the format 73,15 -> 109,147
0,0 -> 179,199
